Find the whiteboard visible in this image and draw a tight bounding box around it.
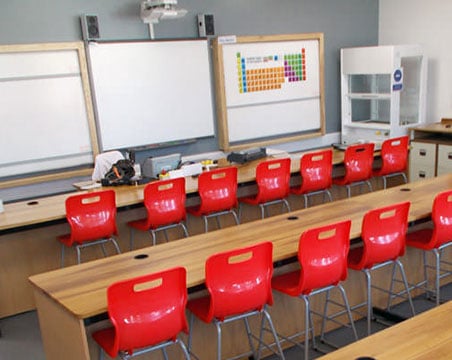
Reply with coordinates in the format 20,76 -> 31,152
213,33 -> 325,150
88,40 -> 215,151
228,99 -> 320,142
0,43 -> 96,179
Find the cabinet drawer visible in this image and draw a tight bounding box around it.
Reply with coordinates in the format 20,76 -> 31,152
437,144 -> 452,176
409,142 -> 436,165
409,163 -> 436,181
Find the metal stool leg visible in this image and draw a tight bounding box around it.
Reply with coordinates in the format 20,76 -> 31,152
303,194 -> 309,208
215,215 -> 222,230
282,199 -> 291,213
259,204 -> 265,219
110,238 -> 121,255
337,284 -> 358,340
214,321 -> 222,360
302,295 -> 310,360
150,230 -> 157,246
258,307 -> 286,360
177,338 -> 191,360
100,243 -> 107,257
243,317 -> 257,359
231,210 -> 240,225
180,222 -> 189,237
434,249 -> 441,306
387,260 -> 415,316
76,245 -> 82,264
203,215 -> 209,233
364,269 -> 373,336
346,185 -> 351,198
162,347 -> 169,360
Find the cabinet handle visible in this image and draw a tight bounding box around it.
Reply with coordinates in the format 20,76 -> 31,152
448,152 -> 452,160
419,171 -> 426,178
419,149 -> 427,156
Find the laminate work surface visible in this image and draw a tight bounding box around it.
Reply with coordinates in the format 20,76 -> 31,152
29,174 -> 451,319
0,148 -> 348,231
410,121 -> 452,136
319,300 -> 452,360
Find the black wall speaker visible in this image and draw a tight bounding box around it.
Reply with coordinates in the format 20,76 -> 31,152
197,14 -> 215,37
81,14 -> 100,41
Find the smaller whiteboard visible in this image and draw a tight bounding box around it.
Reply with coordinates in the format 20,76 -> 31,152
213,33 -> 325,151
88,40 -> 215,151
0,43 -> 97,180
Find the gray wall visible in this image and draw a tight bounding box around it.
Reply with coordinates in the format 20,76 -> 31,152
0,0 -> 379,201
0,0 -> 378,133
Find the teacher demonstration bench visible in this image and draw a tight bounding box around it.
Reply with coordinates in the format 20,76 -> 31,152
28,174 -> 452,360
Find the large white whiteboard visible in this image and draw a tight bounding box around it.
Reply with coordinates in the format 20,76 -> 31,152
88,40 -> 215,151
0,43 -> 96,179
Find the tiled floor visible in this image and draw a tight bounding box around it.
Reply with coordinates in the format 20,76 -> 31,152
0,284 -> 450,360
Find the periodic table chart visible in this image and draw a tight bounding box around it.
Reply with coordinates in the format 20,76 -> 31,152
223,39 -> 320,107
214,33 -> 325,149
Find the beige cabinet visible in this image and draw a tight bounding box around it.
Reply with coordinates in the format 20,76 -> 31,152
409,121 -> 452,181
437,144 -> 452,176
409,141 -> 436,181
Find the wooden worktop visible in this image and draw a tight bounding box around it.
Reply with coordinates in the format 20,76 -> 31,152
409,121 -> 452,136
0,148 -> 348,232
319,301 -> 452,360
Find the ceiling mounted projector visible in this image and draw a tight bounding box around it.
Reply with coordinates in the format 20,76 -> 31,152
140,0 -> 188,24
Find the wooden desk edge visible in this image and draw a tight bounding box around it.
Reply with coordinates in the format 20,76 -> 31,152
318,301 -> 452,359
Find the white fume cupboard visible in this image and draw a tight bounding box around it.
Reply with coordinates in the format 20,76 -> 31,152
340,45 -> 427,148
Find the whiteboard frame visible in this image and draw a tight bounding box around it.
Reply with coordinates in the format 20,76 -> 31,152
212,33 -> 326,151
0,42 -> 99,189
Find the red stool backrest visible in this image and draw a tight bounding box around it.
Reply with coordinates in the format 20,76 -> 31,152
378,136 -> 409,175
254,158 -> 291,203
142,177 -> 186,228
343,143 -> 375,183
299,149 -> 333,193
431,190 -> 452,248
204,241 -> 274,321
297,220 -> 352,294
65,189 -> 117,245
197,166 -> 238,214
358,201 -> 411,269
107,267 -> 188,355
